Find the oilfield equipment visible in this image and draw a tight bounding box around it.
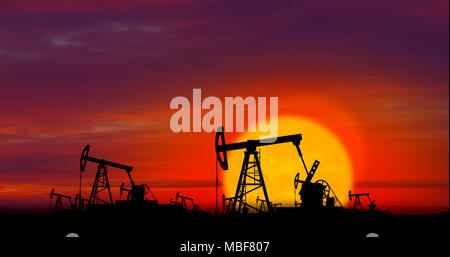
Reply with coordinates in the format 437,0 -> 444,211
170,192 -> 198,210
120,182 -> 133,200
271,203 -> 282,209
46,137 -> 381,217
50,188 -> 72,214
216,126 -> 322,214
74,194 -> 89,211
256,195 -> 270,212
50,144 -> 184,215
222,194 -> 235,215
80,144 -> 154,206
349,190 -> 376,210
294,169 -> 342,209
119,182 -> 154,201
255,195 -> 281,213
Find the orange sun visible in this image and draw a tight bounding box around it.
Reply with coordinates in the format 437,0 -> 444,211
223,116 -> 353,209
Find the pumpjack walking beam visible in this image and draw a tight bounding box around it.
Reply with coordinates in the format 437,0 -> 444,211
215,126 -> 310,214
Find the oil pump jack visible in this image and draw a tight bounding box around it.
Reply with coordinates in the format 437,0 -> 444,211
215,126 -> 312,214
222,194 -> 235,215
349,190 -> 376,210
80,144 -> 151,206
170,192 -> 198,211
74,194 -> 89,211
50,188 -> 72,214
120,182 -> 133,200
256,195 -> 270,212
256,195 -> 280,213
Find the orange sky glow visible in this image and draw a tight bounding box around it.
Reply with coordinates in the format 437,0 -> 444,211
0,0 -> 448,214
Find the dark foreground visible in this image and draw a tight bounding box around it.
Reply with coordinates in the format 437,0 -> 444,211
0,207 -> 448,255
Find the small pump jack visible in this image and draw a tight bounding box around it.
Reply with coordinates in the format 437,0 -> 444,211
74,194 -> 89,211
170,192 -> 198,210
222,194 -> 235,215
349,190 -> 376,210
50,188 -> 72,214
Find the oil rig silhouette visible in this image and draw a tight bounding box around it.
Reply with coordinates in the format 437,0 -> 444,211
50,127 -> 385,218
15,125 -> 445,247
50,144 -> 203,216
215,126 -> 381,215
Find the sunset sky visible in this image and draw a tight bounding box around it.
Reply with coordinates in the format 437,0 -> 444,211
0,0 -> 448,214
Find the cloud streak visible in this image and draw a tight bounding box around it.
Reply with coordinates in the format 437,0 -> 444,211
354,180 -> 449,188
0,0 -> 448,213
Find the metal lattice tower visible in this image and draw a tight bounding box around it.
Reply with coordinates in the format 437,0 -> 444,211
232,149 -> 270,213
89,164 -> 113,205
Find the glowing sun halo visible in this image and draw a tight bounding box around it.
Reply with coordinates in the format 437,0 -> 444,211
223,116 -> 353,209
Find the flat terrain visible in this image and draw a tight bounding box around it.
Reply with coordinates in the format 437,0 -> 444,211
0,207 -> 448,255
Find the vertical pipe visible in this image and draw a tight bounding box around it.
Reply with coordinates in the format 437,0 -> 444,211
79,170 -> 82,211
215,159 -> 218,216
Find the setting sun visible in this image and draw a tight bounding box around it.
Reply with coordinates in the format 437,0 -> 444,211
223,116 -> 353,209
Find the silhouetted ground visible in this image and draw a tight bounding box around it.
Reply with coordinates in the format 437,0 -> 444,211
0,207 -> 448,255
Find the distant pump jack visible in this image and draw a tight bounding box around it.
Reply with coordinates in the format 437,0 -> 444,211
170,88 -> 278,139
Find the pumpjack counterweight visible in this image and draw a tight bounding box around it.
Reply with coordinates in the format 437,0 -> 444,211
293,162 -> 343,208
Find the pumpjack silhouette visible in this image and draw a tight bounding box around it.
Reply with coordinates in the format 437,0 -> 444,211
80,145 -> 153,206
215,126 -> 342,213
349,190 -> 376,211
49,131 -> 384,220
